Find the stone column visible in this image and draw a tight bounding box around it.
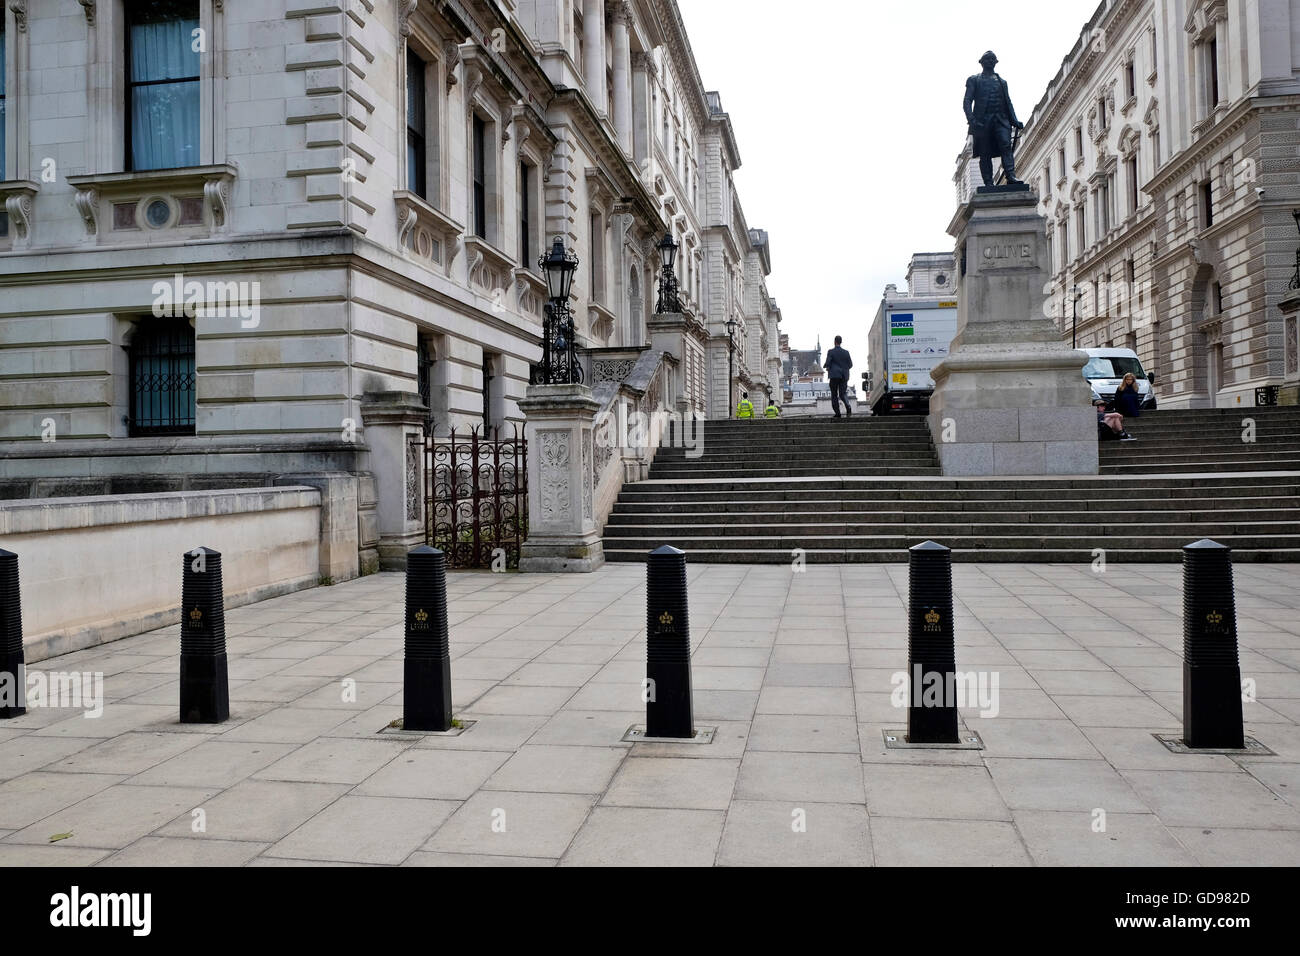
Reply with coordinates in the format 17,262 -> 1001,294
609,2 -> 633,155
928,188 -> 1097,476
631,50 -> 655,170
359,391 -> 428,570
519,384 -> 604,572
582,0 -> 606,112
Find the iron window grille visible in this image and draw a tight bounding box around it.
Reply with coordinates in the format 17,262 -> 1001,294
128,317 -> 196,436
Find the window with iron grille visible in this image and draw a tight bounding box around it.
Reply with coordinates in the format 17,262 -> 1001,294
125,0 -> 201,172
128,318 -> 196,436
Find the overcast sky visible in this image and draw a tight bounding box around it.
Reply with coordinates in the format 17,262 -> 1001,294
676,0 -> 1103,361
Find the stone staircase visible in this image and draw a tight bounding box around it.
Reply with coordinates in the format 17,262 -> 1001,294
603,412 -> 1300,563
1101,405 -> 1300,474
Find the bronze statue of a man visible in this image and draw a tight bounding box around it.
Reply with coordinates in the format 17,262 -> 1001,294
964,51 -> 1025,187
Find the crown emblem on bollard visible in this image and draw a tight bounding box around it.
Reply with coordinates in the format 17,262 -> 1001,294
925,609 -> 941,625
189,606 -> 202,624
415,608 -> 428,623
659,611 -> 674,627
1207,610 -> 1223,625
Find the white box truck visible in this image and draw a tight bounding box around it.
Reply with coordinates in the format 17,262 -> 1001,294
866,297 -> 959,415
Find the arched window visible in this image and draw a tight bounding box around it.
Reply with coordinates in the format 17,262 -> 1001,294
128,317 -> 195,435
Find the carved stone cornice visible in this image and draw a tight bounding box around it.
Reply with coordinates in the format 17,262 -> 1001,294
398,0 -> 418,38
443,39 -> 461,90
0,180 -> 39,244
395,189 -> 464,277
631,50 -> 657,79
606,1 -> 633,27
65,164 -> 237,238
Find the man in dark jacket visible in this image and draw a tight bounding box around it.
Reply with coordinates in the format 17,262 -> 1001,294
825,336 -> 853,418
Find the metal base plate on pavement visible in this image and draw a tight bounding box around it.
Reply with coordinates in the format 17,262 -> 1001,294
883,729 -> 984,750
1154,733 -> 1274,756
379,718 -> 476,738
623,725 -> 716,745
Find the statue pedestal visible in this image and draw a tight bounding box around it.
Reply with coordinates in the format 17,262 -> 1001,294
519,384 -> 605,573
928,189 -> 1097,476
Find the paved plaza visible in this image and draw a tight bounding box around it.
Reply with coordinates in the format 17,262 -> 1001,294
1,563 -> 1298,867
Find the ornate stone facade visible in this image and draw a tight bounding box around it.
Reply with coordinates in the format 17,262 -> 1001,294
1014,0 -> 1300,407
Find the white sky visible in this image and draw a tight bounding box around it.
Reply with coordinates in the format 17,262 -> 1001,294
676,0 -> 1104,362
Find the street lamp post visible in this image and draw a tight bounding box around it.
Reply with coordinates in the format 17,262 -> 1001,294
655,233 -> 682,314
536,236 -> 582,385
725,316 -> 737,419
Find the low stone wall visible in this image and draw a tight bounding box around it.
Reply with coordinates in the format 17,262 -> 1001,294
0,487 -> 322,662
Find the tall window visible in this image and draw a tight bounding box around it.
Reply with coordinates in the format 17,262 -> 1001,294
0,21 -> 7,182
1075,199 -> 1087,253
1124,60 -> 1136,100
481,353 -> 495,429
1201,179 -> 1214,228
1057,145 -> 1066,179
417,336 -> 435,424
128,318 -> 196,436
1098,96 -> 1107,130
519,161 -> 533,266
589,212 -> 605,303
1208,38 -> 1220,106
406,49 -> 427,198
472,115 -> 487,238
1043,164 -> 1052,198
1060,219 -> 1070,266
1125,153 -> 1139,213
126,0 -> 201,171
1074,126 -> 1084,159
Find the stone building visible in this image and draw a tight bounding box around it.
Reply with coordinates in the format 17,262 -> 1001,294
1013,0 -> 1300,407
0,0 -> 783,577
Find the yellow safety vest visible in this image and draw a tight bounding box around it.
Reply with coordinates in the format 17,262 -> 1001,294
764,405 -> 779,418
737,399 -> 754,418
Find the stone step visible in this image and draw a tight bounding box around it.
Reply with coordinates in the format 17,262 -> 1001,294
606,506 -> 1300,523
618,477 -> 1300,496
648,468 -> 947,480
599,532 -> 1300,551
604,518 -> 1300,537
603,546 -> 1300,563
1101,461 -> 1300,475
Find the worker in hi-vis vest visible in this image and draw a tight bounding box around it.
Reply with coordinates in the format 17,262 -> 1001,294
736,391 -> 755,419
764,400 -> 780,419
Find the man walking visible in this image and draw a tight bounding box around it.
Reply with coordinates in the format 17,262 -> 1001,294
736,391 -> 755,419
825,336 -> 854,418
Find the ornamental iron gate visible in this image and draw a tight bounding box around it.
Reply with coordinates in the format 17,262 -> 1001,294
425,424 -> 527,569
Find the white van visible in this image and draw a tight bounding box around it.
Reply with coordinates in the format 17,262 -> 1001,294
1082,348 -> 1157,410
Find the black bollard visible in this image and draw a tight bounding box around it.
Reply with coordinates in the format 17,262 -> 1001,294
404,545 -> 452,732
907,540 -> 959,744
179,547 -> 230,723
646,545 -> 693,738
1182,539 -> 1245,749
0,549 -> 26,719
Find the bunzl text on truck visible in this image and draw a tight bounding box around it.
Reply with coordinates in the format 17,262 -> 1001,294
866,297 -> 959,415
